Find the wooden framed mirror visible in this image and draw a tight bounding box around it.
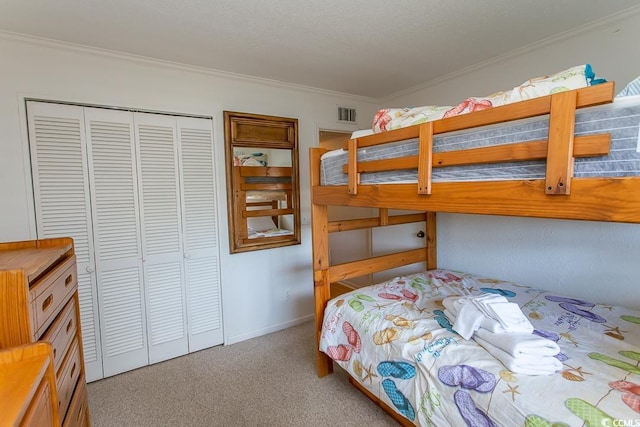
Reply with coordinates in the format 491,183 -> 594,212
223,111 -> 301,253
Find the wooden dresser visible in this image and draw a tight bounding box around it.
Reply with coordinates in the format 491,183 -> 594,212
0,342 -> 60,426
0,238 -> 90,426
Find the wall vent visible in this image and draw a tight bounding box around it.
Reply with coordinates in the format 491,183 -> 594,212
337,106 -> 357,123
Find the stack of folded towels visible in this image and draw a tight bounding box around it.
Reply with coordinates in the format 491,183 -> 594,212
443,294 -> 562,375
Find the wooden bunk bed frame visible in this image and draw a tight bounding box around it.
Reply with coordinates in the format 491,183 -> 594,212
232,165 -> 299,248
310,82 -> 640,425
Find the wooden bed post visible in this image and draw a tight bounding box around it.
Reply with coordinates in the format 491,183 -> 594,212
310,147 -> 333,377
347,138 -> 359,195
426,211 -> 437,270
545,90 -> 577,195
417,122 -> 434,195
313,266 -> 333,377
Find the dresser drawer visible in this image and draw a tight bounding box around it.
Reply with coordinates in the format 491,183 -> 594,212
1,239 -> 89,425
20,376 -> 55,427
63,376 -> 89,427
30,255 -> 77,338
57,339 -> 81,421
41,297 -> 77,373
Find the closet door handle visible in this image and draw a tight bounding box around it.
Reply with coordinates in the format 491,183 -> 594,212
184,252 -> 191,259
86,266 -> 95,273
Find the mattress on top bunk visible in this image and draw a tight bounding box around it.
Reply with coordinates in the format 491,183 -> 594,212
320,95 -> 640,186
319,269 -> 640,426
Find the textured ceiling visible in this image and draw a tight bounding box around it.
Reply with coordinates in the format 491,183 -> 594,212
0,0 -> 638,98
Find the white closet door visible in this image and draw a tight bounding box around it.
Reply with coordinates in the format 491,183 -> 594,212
27,101 -> 104,382
177,117 -> 224,351
84,108 -> 148,377
28,103 -> 223,379
134,112 -> 188,364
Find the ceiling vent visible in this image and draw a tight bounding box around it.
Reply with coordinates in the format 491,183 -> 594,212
337,106 -> 357,123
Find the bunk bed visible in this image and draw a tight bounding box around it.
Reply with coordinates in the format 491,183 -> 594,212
310,78 -> 640,426
233,164 -> 295,242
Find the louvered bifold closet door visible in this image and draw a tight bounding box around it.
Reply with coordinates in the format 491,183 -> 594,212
134,113 -> 189,364
27,101 -> 104,382
177,117 -> 223,351
84,108 -> 149,377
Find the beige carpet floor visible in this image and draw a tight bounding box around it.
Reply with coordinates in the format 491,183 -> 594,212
87,321 -> 398,426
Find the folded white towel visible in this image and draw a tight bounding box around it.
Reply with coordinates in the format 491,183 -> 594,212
444,298 -> 500,334
444,296 -> 496,338
474,328 -> 560,358
479,318 -> 510,334
474,335 -> 562,375
443,295 -> 533,335
470,294 -> 508,318
483,301 -> 533,333
441,297 -> 459,315
452,300 -> 485,340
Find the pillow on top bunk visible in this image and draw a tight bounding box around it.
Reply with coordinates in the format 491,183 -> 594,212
616,75 -> 640,98
234,152 -> 268,166
372,64 -> 605,133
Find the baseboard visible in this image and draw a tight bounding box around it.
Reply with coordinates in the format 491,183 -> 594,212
224,314 -> 314,345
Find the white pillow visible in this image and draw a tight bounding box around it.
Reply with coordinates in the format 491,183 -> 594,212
616,75 -> 640,98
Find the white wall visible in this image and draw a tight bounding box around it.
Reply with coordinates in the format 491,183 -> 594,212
383,10 -> 640,309
0,33 -> 379,344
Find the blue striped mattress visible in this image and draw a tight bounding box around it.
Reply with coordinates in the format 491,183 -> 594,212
320,95 -> 640,186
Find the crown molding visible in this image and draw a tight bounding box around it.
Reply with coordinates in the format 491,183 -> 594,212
380,5 -> 640,104
3,4 -> 639,107
0,30 -> 377,104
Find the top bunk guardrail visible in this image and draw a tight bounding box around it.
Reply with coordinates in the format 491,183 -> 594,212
310,82 -> 640,224
344,83 -> 615,196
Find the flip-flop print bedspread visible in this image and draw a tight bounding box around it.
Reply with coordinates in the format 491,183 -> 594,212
319,269 -> 640,426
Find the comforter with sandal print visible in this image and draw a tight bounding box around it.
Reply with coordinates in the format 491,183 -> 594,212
319,269 -> 640,426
